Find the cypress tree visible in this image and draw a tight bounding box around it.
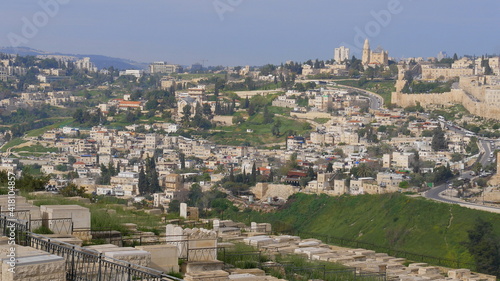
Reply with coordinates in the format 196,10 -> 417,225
138,166 -> 147,195
251,162 -> 257,184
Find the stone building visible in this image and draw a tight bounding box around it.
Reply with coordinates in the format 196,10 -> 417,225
362,39 -> 389,66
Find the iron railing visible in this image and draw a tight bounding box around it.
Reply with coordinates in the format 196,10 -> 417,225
0,215 -> 184,281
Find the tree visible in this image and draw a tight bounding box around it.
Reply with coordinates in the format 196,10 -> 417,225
181,104 -> 192,125
188,183 -> 203,207
229,166 -> 235,182
263,106 -> 273,124
125,109 -> 140,123
59,183 -> 86,197
211,198 -> 234,215
364,67 -> 375,80
243,96 -> 250,109
412,150 -> 421,174
333,148 -> 345,158
251,162 -> 257,184
202,103 -> 212,116
16,174 -> 50,192
465,218 -> 500,276
191,103 -> 204,128
244,77 -> 255,90
99,164 -> 111,185
299,177 -> 310,188
138,166 -> 148,195
451,153 -> 463,162
168,200 -> 180,214
145,99 -> 158,110
307,166 -> 316,180
271,119 -> 281,136
247,102 -> 256,116
179,153 -> 186,170
353,163 -> 373,178
432,165 -> 453,183
73,108 -> 84,124
399,181 -> 409,189
146,156 -> 161,193
431,126 -> 447,151
483,60 -> 493,75
475,178 -> 488,188
268,169 -> 274,182
232,115 -> 245,125
326,162 -> 333,173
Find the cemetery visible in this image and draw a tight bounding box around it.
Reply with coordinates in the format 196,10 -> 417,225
0,194 -> 496,280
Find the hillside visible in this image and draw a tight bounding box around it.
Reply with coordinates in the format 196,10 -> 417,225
0,47 -> 147,70
225,193 -> 500,265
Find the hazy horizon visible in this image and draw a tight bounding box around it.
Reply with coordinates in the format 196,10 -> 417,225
1,0 -> 499,66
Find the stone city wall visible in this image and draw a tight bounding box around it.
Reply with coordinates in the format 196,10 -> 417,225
252,183 -> 299,200
392,89 -> 500,120
290,112 -> 331,120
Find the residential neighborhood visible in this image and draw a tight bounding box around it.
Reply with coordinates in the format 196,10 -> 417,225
1,2 -> 500,279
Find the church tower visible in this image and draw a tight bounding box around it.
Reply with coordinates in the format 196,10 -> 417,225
362,39 -> 371,65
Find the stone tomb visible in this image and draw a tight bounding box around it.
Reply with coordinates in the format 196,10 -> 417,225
243,236 -> 274,248
84,244 -> 151,267
250,222 -> 272,233
0,244 -> 65,281
166,224 -> 218,261
0,195 -> 42,221
184,269 -> 229,281
42,234 -> 83,247
136,244 -> 179,273
180,203 -> 199,220
40,205 -> 90,239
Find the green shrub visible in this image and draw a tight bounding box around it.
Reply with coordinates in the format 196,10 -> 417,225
32,225 -> 54,234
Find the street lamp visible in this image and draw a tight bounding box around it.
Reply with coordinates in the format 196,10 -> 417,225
483,188 -> 485,205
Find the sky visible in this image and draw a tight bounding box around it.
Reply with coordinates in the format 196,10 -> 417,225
1,0 -> 500,66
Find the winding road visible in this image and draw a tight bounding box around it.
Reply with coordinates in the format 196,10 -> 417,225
424,172 -> 500,214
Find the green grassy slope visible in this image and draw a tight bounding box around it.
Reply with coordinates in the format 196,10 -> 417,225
226,193 -> 500,265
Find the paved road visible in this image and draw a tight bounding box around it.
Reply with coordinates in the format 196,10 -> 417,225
441,119 -> 498,167
424,172 -> 500,214
425,186 -> 500,214
338,85 -> 384,110
478,139 -> 497,167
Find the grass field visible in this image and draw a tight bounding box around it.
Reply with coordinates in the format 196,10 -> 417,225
313,118 -> 330,124
17,152 -> 47,157
25,193 -> 178,234
11,144 -> 59,153
431,104 -> 470,121
25,118 -> 73,137
225,193 -> 500,267
0,138 -> 27,152
208,112 -> 311,147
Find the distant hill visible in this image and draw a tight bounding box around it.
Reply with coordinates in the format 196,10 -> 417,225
0,47 -> 148,70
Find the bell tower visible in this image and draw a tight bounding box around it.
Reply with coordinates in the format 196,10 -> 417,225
362,39 -> 371,65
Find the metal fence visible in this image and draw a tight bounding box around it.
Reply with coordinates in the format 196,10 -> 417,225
29,218 -> 73,234
218,248 -> 262,270
188,247 -> 219,262
0,209 -> 31,221
165,235 -> 218,261
0,215 -> 184,281
0,215 -> 29,245
218,247 -> 387,281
